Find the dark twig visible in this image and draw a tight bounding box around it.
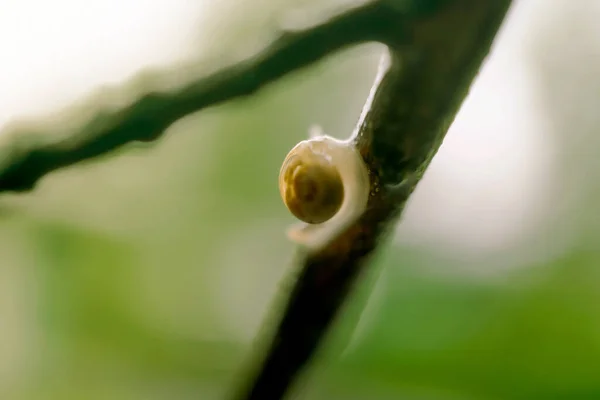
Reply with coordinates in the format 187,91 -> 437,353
232,1 -> 513,399
0,0 -> 394,193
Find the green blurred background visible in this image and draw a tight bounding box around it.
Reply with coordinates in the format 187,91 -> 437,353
2,0 -> 600,398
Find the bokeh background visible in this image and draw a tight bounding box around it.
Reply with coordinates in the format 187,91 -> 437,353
2,0 -> 600,398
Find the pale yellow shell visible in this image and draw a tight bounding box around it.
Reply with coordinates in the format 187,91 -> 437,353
278,134 -> 370,252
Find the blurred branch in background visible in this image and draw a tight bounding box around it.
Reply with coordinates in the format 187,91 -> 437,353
0,0 -> 392,193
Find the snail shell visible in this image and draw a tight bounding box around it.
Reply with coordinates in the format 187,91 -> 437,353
278,134 -> 370,252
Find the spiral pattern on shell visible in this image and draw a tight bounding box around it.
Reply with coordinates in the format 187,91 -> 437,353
279,140 -> 345,224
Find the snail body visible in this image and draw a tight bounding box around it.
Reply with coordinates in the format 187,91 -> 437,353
279,131 -> 370,252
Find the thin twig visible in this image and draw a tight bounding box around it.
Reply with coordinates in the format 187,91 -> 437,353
232,1 -> 513,399
0,0 -> 395,193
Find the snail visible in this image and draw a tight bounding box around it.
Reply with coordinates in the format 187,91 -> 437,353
278,126 -> 370,252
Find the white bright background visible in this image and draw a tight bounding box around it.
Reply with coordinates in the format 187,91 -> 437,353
0,1 -> 212,123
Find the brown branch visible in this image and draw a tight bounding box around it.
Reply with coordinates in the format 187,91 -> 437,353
232,1 -> 513,399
